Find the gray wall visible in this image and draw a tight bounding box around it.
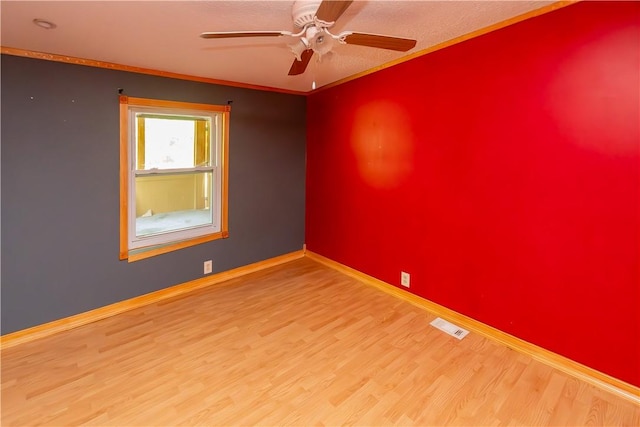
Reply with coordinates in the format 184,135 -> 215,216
1,54 -> 307,334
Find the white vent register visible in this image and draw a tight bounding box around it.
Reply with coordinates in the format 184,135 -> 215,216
430,317 -> 469,340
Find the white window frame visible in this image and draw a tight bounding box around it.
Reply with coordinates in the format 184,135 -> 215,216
119,96 -> 229,262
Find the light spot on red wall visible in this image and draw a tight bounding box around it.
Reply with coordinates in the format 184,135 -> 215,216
350,101 -> 414,189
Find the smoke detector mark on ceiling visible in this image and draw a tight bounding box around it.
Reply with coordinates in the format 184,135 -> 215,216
33,19 -> 57,30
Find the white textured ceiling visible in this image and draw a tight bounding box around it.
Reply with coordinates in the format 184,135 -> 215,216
1,1 -> 555,93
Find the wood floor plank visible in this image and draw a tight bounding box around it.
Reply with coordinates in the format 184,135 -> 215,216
2,258 -> 639,426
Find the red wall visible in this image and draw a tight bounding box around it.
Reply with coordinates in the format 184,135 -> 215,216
306,1 -> 640,386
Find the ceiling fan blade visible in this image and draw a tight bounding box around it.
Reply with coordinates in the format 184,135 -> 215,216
288,49 -> 314,76
315,0 -> 353,23
343,32 -> 417,52
200,31 -> 290,39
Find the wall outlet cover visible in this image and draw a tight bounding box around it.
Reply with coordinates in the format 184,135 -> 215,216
401,271 -> 410,288
204,260 -> 213,274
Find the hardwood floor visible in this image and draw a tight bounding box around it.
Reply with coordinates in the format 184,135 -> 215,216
2,258 -> 639,426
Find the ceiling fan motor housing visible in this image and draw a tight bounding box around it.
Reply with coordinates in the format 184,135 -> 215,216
292,0 -> 323,28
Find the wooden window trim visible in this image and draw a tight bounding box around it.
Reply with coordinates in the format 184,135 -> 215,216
119,95 -> 230,262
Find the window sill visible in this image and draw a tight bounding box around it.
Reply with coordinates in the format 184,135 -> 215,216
120,230 -> 229,262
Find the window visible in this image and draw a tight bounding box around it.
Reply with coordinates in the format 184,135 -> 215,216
119,96 -> 229,261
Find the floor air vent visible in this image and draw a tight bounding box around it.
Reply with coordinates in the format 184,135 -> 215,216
430,317 -> 469,340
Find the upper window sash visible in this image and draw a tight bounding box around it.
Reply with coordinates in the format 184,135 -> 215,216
131,111 -> 218,171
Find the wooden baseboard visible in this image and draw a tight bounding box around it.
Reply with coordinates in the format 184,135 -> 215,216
1,249 -> 305,350
304,250 -> 640,404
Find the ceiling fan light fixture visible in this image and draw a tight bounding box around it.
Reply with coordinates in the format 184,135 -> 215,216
306,26 -> 334,57
304,25 -> 320,41
289,39 -> 308,61
314,35 -> 334,57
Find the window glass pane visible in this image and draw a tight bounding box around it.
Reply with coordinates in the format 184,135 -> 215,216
137,116 -> 210,170
134,171 -> 213,238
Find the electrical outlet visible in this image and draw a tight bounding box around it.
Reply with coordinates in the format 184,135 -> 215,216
204,260 -> 213,275
401,271 -> 410,288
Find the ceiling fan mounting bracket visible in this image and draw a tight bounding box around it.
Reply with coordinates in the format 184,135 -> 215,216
292,0 -> 325,29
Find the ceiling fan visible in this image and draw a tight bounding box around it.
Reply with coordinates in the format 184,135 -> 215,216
200,0 -> 417,76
